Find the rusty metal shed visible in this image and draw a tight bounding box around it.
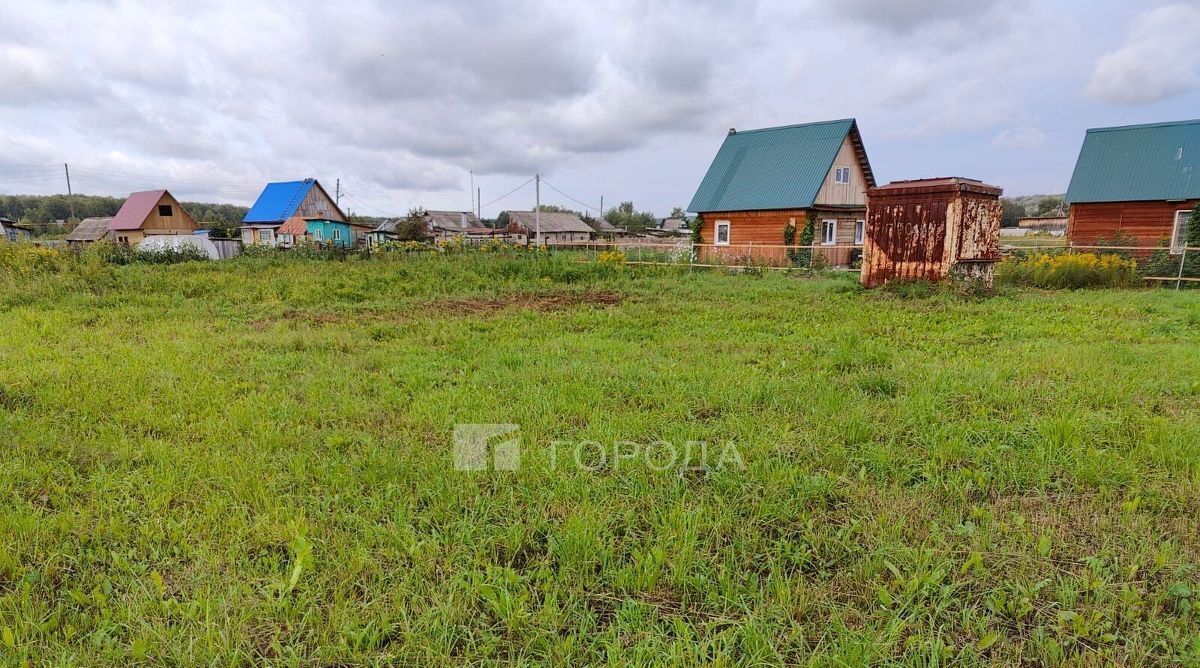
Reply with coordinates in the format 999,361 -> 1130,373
860,178 -> 1003,288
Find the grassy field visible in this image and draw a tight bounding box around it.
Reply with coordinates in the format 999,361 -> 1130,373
1,250 -> 1199,665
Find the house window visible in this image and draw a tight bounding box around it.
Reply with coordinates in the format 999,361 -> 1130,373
834,167 -> 851,185
1172,210 -> 1191,255
158,204 -> 173,217
279,234 -> 292,245
260,228 -> 275,245
854,220 -> 865,245
333,228 -> 343,241
822,220 -> 837,245
313,229 -> 322,241
715,221 -> 731,245
241,228 -> 254,244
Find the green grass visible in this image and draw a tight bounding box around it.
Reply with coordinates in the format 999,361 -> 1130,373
2,251 -> 1200,665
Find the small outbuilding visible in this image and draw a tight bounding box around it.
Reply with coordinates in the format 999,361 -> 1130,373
66,217 -> 114,246
861,178 -> 1003,288
108,190 -> 199,244
1,217 -> 36,242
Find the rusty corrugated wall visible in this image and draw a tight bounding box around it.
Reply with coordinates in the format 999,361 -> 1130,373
860,179 -> 1002,288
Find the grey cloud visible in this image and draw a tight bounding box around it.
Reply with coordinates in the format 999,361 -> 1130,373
1086,3 -> 1200,105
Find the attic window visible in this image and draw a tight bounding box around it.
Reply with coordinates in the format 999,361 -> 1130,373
158,204 -> 173,217
834,167 -> 851,185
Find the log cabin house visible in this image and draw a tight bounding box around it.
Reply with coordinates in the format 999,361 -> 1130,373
241,179 -> 347,246
687,119 -> 875,265
500,211 -> 595,245
108,190 -> 199,244
1065,120 -> 1200,255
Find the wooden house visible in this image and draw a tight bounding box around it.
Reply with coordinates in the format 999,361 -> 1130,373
426,211 -> 483,239
688,119 -> 875,265
860,178 -> 1003,288
1066,120 -> 1200,254
65,217 -> 114,246
241,179 -> 346,246
108,190 -> 199,244
0,217 -> 35,242
1016,216 -> 1068,234
500,211 -> 595,244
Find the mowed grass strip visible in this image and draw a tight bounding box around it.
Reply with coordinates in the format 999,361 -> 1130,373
1,252 -> 1199,665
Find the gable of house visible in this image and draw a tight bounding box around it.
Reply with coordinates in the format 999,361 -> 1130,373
110,190 -> 197,232
1066,120 -> 1200,204
244,179 -> 347,224
688,119 -> 875,213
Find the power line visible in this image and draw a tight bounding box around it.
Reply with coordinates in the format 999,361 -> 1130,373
338,192 -> 394,217
538,177 -> 600,213
479,176 -> 535,210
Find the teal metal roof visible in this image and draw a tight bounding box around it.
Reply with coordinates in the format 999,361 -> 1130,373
1066,120 -> 1200,204
687,119 -> 870,213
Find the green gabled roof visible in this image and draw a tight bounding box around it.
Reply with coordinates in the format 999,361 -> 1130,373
687,119 -> 873,213
1066,120 -> 1200,204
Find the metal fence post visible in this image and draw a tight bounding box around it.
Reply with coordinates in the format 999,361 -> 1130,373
1177,246 -> 1189,291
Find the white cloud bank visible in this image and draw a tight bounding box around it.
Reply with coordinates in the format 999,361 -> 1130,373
1086,3 -> 1200,105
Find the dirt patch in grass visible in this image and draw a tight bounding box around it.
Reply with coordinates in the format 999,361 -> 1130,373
431,291 -> 624,315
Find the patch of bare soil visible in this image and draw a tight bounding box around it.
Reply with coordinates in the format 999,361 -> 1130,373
432,291 -> 624,315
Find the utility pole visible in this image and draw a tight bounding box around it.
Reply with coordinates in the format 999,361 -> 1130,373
336,178 -> 341,206
64,163 -> 77,223
599,195 -> 604,222
469,170 -> 475,215
477,187 -> 481,220
535,173 -> 541,246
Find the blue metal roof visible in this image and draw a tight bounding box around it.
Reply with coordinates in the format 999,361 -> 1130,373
1066,120 -> 1200,204
688,119 -> 869,213
243,179 -> 316,223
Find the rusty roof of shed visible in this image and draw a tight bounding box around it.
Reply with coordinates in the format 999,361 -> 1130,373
869,178 -> 1002,198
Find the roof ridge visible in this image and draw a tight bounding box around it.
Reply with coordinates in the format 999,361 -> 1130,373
1086,119 -> 1200,133
729,118 -> 855,136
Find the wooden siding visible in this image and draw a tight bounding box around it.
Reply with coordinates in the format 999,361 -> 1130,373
139,191 -> 198,234
814,136 -> 869,207
697,209 -> 864,265
295,184 -> 346,222
1067,200 -> 1198,249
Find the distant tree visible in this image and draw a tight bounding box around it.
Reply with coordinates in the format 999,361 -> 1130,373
393,208 -> 429,241
604,201 -> 656,233
1036,195 -> 1065,216
1000,198 -> 1025,228
669,206 -> 690,221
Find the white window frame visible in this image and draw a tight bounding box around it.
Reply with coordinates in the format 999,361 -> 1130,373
279,233 -> 293,246
241,228 -> 254,245
1171,210 -> 1190,255
313,229 -> 323,241
822,220 -> 837,245
854,220 -> 865,245
714,220 -> 731,246
259,228 -> 275,245
333,228 -> 343,242
834,167 -> 850,185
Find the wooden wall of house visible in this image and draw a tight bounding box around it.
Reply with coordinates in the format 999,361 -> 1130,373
814,136 -> 869,207
141,192 -> 198,233
1067,200 -> 1197,249
296,185 -> 346,222
696,209 -> 863,266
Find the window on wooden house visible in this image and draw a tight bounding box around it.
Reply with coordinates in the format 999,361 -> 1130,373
333,228 -> 343,241
313,229 -> 322,241
822,220 -> 837,245
241,228 -> 254,244
834,167 -> 851,185
279,234 -> 292,245
715,221 -> 731,246
1172,210 -> 1191,255
158,205 -> 173,217
260,228 -> 275,245
854,220 -> 865,245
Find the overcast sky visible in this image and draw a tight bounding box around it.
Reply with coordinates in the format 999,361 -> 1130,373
2,0 -> 1199,218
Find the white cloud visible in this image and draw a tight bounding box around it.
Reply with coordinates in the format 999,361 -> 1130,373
1086,3 -> 1200,104
992,127 -> 1047,149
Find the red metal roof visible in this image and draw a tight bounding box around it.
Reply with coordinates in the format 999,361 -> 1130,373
278,216 -> 308,236
110,190 -> 168,230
